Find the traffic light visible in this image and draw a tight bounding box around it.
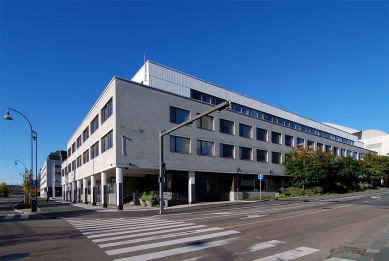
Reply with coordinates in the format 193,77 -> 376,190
161,162 -> 166,172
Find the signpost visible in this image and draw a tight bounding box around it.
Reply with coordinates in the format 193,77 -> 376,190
258,174 -> 264,201
30,180 -> 38,187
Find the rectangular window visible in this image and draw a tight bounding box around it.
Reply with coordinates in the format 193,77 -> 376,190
170,136 -> 190,153
220,143 -> 234,158
197,140 -> 214,156
272,152 -> 282,164
326,145 -> 332,152
353,152 -> 358,160
76,135 -> 82,149
101,130 -> 114,153
317,143 -> 323,151
307,140 -> 314,150
83,126 -> 89,142
72,160 -> 76,171
101,98 -> 113,124
297,138 -> 304,148
341,149 -> 345,157
83,149 -> 89,164
170,106 -> 190,124
359,153 -> 363,160
67,164 -> 71,173
347,150 -> 352,157
239,147 -> 252,160
285,135 -> 293,147
257,128 -> 268,142
257,149 -> 268,162
72,142 -> 76,153
76,156 -> 82,168
197,114 -> 213,131
91,141 -> 99,159
239,124 -> 252,138
250,109 -> 258,118
90,115 -> 99,135
220,119 -> 234,135
333,147 -> 339,156
272,132 -> 281,144
67,148 -> 71,157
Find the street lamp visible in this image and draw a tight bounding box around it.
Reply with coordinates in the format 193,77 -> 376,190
15,160 -> 28,178
4,108 -> 38,211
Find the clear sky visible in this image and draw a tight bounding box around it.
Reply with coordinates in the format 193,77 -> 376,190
1,1 -> 388,185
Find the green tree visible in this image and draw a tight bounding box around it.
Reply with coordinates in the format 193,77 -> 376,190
335,156 -> 361,189
360,153 -> 389,186
285,147 -> 325,189
0,182 -> 10,197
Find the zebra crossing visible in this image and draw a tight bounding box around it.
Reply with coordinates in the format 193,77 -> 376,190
66,217 -> 351,261
1,214 -> 29,220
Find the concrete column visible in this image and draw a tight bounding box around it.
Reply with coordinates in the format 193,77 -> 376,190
116,167 -> 123,210
188,171 -> 196,204
76,180 -> 81,202
72,181 -> 76,202
91,175 -> 96,206
62,185 -> 65,201
64,184 -> 68,201
101,172 -> 107,208
83,178 -> 88,204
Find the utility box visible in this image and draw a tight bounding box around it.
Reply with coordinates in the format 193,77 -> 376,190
31,199 -> 37,212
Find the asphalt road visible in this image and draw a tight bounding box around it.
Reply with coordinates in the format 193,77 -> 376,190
1,189 -> 389,261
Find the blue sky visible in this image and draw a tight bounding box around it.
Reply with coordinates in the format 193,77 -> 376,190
1,1 -> 388,185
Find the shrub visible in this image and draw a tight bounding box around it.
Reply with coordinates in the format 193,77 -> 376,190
281,187 -> 304,196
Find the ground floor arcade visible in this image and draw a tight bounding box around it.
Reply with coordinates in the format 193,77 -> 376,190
62,167 -> 293,209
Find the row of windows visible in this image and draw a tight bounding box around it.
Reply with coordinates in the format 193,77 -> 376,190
63,130 -> 113,175
170,135 -> 365,162
170,135 -> 283,163
68,98 -> 113,157
170,106 -> 360,156
190,90 -> 355,146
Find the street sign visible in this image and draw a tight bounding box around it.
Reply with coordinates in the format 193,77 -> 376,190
30,180 -> 38,187
258,174 -> 264,180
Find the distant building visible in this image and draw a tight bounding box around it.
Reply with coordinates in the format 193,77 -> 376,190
40,150 -> 67,197
323,123 -> 389,156
61,61 -> 372,209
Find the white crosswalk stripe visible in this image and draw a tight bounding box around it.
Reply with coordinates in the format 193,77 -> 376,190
1,214 -> 29,220
67,217 -> 323,261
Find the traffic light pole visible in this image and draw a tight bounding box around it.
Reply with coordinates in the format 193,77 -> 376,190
158,100 -> 230,214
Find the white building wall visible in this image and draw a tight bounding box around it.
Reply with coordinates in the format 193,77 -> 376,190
134,61 -> 363,148
63,78 -> 116,185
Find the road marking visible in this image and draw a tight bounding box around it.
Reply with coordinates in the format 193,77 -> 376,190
252,246 -> 319,261
325,257 -> 355,261
4,214 -> 15,219
20,214 -> 29,218
78,220 -> 182,233
177,204 -> 316,221
235,240 -> 286,254
92,223 -> 203,243
87,222 -> 203,239
106,230 -> 240,255
223,204 -> 353,229
112,238 -> 238,261
99,227 -> 222,248
240,214 -> 267,219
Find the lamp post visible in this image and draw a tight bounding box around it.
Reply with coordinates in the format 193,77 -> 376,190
15,160 -> 28,175
15,160 -> 28,202
4,108 -> 38,211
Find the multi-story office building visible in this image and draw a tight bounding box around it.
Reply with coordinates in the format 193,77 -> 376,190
323,122 -> 389,156
40,150 -> 67,197
61,61 -> 371,209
